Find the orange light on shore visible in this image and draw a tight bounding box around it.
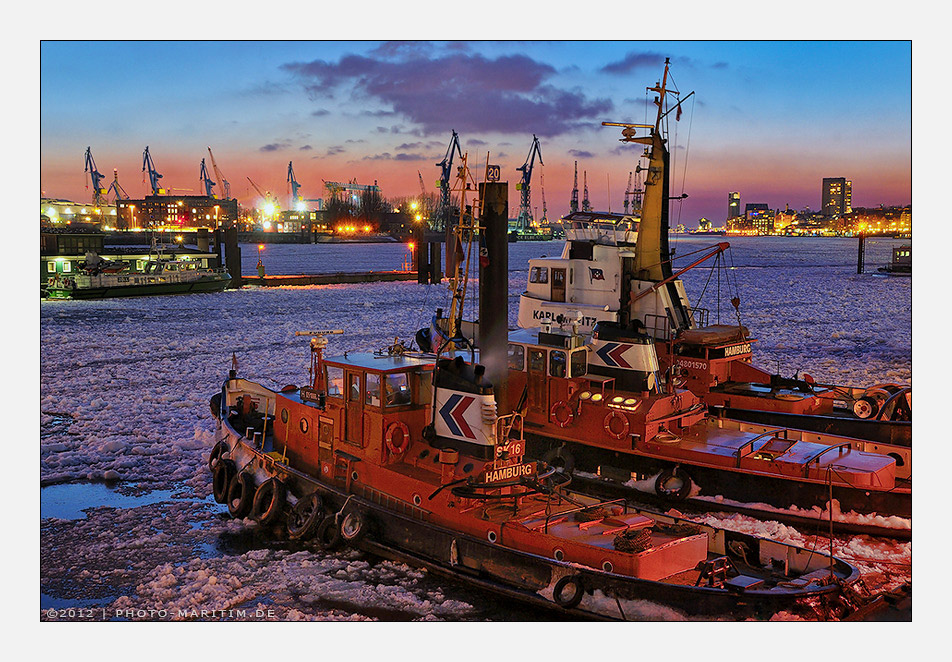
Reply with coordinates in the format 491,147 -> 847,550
408,242 -> 415,251
258,244 -> 265,251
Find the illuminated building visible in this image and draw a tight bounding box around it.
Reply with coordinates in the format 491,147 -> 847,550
41,197 -> 117,228
745,203 -> 773,235
821,177 -> 852,217
116,195 -> 239,231
727,192 -> 741,220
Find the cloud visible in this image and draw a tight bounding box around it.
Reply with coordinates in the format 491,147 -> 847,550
568,149 -> 595,159
600,51 -> 666,75
259,140 -> 292,152
282,51 -> 612,137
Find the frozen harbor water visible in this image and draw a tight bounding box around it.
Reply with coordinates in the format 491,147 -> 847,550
39,237 -> 912,621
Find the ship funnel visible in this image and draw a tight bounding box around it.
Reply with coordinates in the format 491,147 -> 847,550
589,321 -> 662,393
430,357 -> 498,459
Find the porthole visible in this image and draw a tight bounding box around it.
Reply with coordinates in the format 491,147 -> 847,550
351,471 -> 359,482
412,494 -> 422,506
419,449 -> 430,459
487,530 -> 497,543
554,548 -> 565,562
463,463 -> 474,474
602,560 -> 614,573
280,408 -> 289,424
299,418 -> 309,433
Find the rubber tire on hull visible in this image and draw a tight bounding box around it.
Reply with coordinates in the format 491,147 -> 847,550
655,467 -> 693,501
553,575 -> 585,609
208,440 -> 228,471
251,478 -> 287,525
227,472 -> 255,519
340,510 -> 370,544
315,516 -> 343,550
212,460 -> 237,504
287,493 -> 325,541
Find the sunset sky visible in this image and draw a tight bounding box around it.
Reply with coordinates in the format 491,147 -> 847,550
40,40 -> 911,226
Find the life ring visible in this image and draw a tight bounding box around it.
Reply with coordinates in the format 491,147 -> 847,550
315,515 -> 343,550
385,421 -> 411,455
340,510 -> 370,544
603,410 -> 630,440
655,467 -> 693,500
212,459 -> 236,504
287,493 -> 325,540
251,477 -> 286,525
208,440 -> 228,471
226,472 -> 255,519
542,446 -> 575,476
553,575 -> 585,609
550,401 -> 574,428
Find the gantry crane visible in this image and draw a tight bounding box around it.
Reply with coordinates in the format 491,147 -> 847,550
435,130 -> 463,232
200,158 -> 217,198
207,147 -> 231,199
107,169 -> 130,201
287,161 -> 303,209
142,146 -> 165,195
582,170 -> 591,212
515,134 -> 543,230
570,161 -> 579,214
84,147 -> 108,206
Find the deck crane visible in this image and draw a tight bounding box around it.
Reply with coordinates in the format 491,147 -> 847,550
107,169 -> 130,202
207,147 -> 231,199
515,134 -> 543,230
84,147 -> 108,206
435,130 -> 463,231
570,161 -> 579,214
582,170 -> 591,211
142,146 -> 165,195
287,161 -> 303,210
200,158 -> 217,198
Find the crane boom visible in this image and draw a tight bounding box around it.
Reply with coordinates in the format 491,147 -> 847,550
515,134 -> 543,230
107,168 -> 130,202
207,147 -> 231,199
570,161 -> 579,214
287,161 -> 303,209
142,146 -> 165,195
435,130 -> 463,232
84,147 -> 107,205
200,158 -> 217,198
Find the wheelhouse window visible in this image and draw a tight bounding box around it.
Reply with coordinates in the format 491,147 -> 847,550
366,373 -> 381,407
507,344 -> 525,371
570,349 -> 587,377
549,350 -> 567,378
529,266 -> 548,284
326,366 -> 344,398
348,374 -> 361,401
384,372 -> 411,406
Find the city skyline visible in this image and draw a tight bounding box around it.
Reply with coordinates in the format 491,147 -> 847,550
40,40 -> 912,226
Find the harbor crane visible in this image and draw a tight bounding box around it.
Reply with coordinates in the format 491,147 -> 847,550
142,146 -> 165,195
570,161 -> 579,214
84,147 -> 108,206
107,169 -> 130,202
623,171 -> 633,215
582,170 -> 591,211
515,134 -> 543,230
435,130 -> 463,232
200,158 -> 217,198
207,147 -> 231,199
539,169 -> 548,224
287,162 -> 303,209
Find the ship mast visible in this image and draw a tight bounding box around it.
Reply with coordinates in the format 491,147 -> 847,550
603,58 -> 694,330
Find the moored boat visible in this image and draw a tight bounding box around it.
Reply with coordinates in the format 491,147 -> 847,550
45,245 -> 230,299
207,334 -> 866,620
515,69 -> 910,448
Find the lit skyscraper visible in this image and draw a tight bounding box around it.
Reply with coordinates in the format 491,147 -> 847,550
822,178 -> 852,217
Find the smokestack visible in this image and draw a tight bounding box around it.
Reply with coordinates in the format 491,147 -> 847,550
478,181 -> 509,414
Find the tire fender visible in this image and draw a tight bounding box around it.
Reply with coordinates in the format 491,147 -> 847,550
251,477 -> 287,525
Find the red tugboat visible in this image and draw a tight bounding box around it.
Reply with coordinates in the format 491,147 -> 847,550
205,153 -> 867,621
509,59 -> 910,520
517,68 -> 910,449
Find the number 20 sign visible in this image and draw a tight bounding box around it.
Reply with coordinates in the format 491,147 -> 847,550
486,164 -> 501,182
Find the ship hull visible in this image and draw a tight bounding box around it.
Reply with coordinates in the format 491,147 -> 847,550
209,393 -> 859,621
45,275 -> 230,300
523,430 -> 911,519
716,406 -> 911,448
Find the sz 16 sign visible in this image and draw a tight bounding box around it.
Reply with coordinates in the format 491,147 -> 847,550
495,441 -> 525,459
